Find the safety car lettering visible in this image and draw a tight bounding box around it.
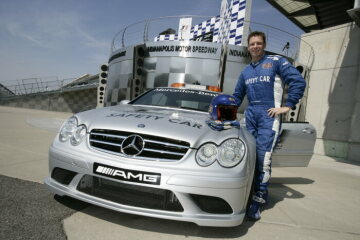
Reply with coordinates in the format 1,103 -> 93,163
245,77 -> 258,84
260,76 -> 270,82
107,113 -> 164,120
107,112 -> 203,128
245,76 -> 270,85
168,118 -> 203,129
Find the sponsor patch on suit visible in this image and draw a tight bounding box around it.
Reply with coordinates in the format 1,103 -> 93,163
262,63 -> 273,69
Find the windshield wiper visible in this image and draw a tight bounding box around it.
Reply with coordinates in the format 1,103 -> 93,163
177,106 -> 202,111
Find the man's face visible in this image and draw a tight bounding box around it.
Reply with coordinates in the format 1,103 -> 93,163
248,35 -> 265,60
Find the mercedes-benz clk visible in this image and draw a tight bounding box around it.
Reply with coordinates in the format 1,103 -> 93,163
44,86 -> 315,227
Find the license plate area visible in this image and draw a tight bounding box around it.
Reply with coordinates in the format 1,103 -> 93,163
93,162 -> 161,185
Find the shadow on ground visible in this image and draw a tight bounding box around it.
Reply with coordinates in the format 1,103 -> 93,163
55,176 -> 315,238
263,177 -> 314,213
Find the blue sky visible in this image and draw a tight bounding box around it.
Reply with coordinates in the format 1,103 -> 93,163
0,0 -> 304,84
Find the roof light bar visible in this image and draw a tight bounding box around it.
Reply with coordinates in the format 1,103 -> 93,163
206,86 -> 221,92
170,83 -> 221,92
170,83 -> 186,88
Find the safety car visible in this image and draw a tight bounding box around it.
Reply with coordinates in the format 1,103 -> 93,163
44,86 -> 315,227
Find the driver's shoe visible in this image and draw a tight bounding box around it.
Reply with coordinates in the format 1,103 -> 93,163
246,191 -> 266,220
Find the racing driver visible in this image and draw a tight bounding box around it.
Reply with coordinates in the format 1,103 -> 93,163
233,31 -> 306,220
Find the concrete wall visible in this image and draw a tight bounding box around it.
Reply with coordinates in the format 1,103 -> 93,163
302,23 -> 360,162
0,88 -> 97,113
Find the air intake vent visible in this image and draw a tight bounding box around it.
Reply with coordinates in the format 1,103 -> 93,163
77,175 -> 184,212
51,168 -> 77,185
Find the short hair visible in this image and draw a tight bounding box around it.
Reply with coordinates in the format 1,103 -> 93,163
247,31 -> 266,46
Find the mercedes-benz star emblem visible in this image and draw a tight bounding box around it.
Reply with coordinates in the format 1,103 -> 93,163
121,135 -> 145,156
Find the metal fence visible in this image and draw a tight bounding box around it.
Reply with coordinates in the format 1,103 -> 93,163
0,77 -> 76,97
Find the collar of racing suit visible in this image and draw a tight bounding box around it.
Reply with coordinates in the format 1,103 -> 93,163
250,54 -> 266,67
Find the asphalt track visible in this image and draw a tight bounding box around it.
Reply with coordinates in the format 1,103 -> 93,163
1,106 -> 360,240
0,175 -> 89,240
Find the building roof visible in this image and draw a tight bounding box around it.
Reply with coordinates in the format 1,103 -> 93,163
266,0 -> 355,32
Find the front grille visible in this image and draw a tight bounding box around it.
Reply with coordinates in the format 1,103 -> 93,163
89,129 -> 190,161
77,175 -> 183,212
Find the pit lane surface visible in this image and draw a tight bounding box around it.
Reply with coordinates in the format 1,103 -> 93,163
0,175 -> 89,240
1,106 -> 360,240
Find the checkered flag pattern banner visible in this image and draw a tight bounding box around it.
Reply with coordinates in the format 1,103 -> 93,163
154,0 -> 247,46
229,0 -> 246,45
190,16 -> 220,41
154,34 -> 179,41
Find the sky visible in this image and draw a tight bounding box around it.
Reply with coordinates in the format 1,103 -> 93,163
0,0 -> 304,84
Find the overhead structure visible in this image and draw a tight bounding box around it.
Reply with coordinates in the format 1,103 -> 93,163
266,0 -> 356,32
0,83 -> 14,98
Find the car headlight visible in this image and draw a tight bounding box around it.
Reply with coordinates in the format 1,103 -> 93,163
59,117 -> 78,142
196,143 -> 217,167
217,139 -> 246,168
70,125 -> 87,146
59,117 -> 87,145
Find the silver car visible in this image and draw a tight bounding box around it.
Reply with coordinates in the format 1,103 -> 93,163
44,87 -> 315,227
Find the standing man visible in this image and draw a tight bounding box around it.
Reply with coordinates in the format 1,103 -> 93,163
233,31 -> 306,220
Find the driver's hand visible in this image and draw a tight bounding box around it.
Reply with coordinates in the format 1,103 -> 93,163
267,107 -> 291,118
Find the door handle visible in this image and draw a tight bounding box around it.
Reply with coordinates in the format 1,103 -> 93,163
302,128 -> 314,134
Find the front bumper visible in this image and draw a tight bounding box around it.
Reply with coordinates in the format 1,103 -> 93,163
44,145 -> 252,227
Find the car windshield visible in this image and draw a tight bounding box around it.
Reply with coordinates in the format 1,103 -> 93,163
130,88 -> 218,112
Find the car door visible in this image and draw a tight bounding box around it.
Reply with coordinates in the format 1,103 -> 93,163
272,122 -> 316,167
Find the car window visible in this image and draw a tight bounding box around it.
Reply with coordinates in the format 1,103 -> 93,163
150,92 -> 168,105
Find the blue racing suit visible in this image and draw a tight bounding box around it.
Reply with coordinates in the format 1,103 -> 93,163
233,55 -> 306,196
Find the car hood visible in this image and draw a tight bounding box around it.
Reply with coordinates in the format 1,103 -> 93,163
76,104 -> 241,148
